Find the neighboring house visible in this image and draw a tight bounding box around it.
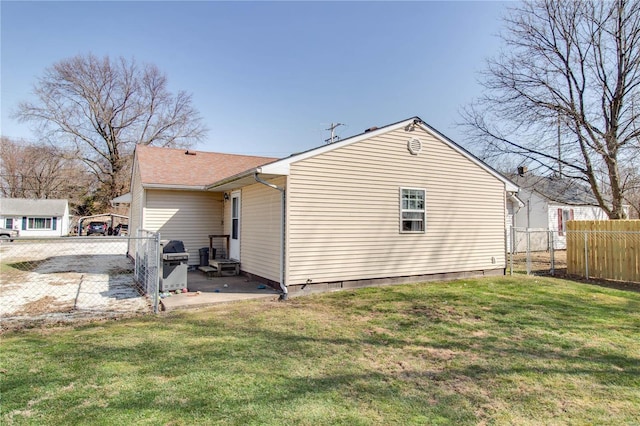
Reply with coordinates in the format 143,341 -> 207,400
0,198 -> 70,237
111,192 -> 132,207
509,174 -> 625,250
505,192 -> 525,254
129,117 -> 519,297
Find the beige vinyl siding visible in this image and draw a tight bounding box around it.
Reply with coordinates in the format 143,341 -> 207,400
286,127 -> 506,285
144,190 -> 223,265
236,177 -> 285,282
127,161 -> 145,258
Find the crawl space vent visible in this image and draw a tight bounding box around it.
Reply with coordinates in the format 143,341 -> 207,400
407,138 -> 423,155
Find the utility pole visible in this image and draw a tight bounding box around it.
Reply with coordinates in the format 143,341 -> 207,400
325,123 -> 344,144
557,114 -> 563,178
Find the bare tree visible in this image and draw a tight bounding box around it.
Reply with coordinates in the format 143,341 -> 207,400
0,137 -> 90,202
462,0 -> 640,219
15,54 -> 207,208
621,164 -> 640,218
0,137 -> 24,198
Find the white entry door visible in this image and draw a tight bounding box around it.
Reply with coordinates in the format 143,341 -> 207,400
229,191 -> 241,260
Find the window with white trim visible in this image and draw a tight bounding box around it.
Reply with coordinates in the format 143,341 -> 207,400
400,188 -> 426,233
5,218 -> 13,229
28,217 -> 52,230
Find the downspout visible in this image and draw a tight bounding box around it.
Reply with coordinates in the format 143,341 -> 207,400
254,172 -> 288,300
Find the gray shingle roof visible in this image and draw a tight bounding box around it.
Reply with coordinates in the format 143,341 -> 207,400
0,198 -> 69,216
508,175 -> 599,205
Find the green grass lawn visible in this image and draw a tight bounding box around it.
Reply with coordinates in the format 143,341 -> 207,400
2,275 -> 639,425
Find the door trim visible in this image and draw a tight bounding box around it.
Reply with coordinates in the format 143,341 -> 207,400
229,190 -> 241,260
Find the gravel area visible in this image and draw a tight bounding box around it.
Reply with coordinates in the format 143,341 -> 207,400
0,239 -> 151,327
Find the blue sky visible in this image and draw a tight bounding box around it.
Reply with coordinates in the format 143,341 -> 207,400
1,1 -> 509,157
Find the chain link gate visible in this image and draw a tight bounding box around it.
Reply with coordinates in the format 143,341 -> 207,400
509,228 -> 567,276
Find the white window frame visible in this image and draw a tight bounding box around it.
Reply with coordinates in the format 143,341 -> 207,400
400,187 -> 426,233
27,217 -> 52,230
558,208 -> 574,236
562,209 -> 571,230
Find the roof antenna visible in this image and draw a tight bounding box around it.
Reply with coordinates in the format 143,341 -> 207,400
325,123 -> 344,144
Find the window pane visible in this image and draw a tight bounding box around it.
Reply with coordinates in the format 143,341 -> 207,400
232,198 -> 238,217
232,219 -> 239,240
28,217 -> 52,229
402,212 -> 423,220
402,220 -> 424,232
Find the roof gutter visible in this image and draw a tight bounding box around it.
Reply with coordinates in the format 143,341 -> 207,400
206,169 -> 257,190
508,192 -> 524,213
253,172 -> 288,300
143,183 -> 209,191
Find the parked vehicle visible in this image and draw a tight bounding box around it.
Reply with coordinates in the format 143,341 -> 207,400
0,227 -> 19,242
86,221 -> 108,236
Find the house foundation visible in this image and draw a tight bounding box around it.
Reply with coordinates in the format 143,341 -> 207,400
243,268 -> 505,298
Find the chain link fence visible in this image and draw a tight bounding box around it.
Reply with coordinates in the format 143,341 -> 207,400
1,233 -> 160,330
510,227 -> 640,284
134,229 -> 160,313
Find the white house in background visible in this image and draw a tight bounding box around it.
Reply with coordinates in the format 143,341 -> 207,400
0,198 -> 70,237
508,174 -> 623,251
111,192 -> 132,207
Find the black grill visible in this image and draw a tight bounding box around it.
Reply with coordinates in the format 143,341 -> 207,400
163,240 -> 186,253
162,240 -> 189,261
160,240 -> 188,291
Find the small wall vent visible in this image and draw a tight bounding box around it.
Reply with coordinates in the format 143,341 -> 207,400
407,138 -> 423,155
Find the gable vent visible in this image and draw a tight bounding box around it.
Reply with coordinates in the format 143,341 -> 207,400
407,138 -> 423,155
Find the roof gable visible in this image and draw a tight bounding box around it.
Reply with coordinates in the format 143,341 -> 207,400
256,117 -> 518,192
134,145 -> 277,189
0,198 -> 69,216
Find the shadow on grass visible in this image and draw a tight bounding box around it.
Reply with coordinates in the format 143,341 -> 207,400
2,278 -> 639,423
5,259 -> 46,272
9,316 -> 635,424
558,273 -> 640,294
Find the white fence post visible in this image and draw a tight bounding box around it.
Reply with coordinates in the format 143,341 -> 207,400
510,227 -> 514,276
526,230 -> 532,275
549,230 -> 555,276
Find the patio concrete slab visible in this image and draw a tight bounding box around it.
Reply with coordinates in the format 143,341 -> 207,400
159,271 -> 281,311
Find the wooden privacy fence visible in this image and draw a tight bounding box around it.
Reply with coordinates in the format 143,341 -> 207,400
566,220 -> 640,283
